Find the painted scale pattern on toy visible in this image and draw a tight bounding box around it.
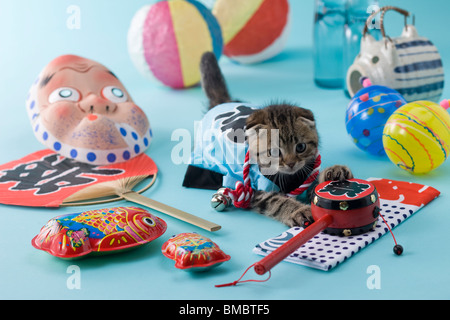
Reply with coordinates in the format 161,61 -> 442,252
162,232 -> 230,270
32,206 -> 167,259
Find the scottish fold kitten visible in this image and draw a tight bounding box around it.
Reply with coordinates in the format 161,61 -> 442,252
189,52 -> 353,227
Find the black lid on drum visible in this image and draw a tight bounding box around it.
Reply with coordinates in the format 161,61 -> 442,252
313,179 -> 378,211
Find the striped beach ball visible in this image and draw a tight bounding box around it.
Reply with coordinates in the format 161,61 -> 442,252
128,0 -> 223,89
382,101 -> 450,174
212,0 -> 290,64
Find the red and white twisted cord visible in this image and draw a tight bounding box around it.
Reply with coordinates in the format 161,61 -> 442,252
223,151 -> 321,209
223,150 -> 254,208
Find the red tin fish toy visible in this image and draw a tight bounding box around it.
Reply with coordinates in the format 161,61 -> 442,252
32,206 -> 167,259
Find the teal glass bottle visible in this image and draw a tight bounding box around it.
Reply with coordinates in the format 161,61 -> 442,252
313,0 -> 346,88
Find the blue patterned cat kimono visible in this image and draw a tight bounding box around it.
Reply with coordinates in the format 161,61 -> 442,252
182,102 -> 320,201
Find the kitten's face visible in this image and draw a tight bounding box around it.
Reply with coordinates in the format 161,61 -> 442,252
245,104 -> 319,177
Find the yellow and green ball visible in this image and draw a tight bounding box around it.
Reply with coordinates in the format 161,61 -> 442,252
383,101 -> 450,174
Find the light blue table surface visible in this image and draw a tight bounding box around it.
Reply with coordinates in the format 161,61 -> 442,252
1,0 -> 450,300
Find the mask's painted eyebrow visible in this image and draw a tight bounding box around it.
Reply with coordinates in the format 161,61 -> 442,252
108,70 -> 118,79
40,73 -> 55,88
40,69 -> 117,89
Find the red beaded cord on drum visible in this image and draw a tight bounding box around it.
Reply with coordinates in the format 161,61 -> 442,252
379,212 -> 403,255
215,263 -> 271,288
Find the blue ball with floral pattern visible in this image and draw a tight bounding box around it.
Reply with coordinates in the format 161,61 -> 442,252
345,78 -> 407,156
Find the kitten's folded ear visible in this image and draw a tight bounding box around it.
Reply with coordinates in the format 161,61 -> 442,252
295,107 -> 315,122
245,109 -> 267,130
295,107 -> 316,127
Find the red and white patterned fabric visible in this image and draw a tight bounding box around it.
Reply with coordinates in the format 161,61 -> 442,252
254,178 -> 440,271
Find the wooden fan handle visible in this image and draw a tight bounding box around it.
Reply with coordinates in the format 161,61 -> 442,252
121,191 -> 221,232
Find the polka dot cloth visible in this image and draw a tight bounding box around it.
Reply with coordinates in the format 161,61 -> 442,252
253,178 -> 440,271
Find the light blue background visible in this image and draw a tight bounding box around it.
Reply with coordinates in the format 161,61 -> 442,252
1,0 -> 449,300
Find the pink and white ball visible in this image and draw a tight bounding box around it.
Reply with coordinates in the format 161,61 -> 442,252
128,0 -> 223,89
212,0 -> 290,64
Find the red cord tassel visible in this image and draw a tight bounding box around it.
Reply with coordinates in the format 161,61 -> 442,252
215,263 -> 271,288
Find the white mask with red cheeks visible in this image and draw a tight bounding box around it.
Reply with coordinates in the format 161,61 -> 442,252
26,55 -> 152,165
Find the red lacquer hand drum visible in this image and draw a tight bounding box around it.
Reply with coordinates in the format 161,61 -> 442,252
311,178 -> 380,236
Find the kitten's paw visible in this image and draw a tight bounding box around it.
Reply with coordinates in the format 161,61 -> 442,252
318,165 -> 353,183
287,205 -> 313,228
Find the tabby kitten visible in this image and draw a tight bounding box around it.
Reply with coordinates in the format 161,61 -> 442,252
200,52 -> 353,227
